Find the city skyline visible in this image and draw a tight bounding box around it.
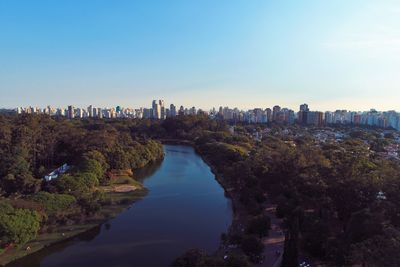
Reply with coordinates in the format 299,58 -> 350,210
14,100 -> 400,131
1,1 -> 400,110
12,100 -> 400,113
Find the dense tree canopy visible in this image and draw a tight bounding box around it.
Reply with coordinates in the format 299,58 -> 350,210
0,202 -> 41,246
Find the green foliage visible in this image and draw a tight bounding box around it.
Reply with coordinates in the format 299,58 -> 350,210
246,215 -> 271,238
30,192 -> 76,216
172,249 -> 250,267
80,158 -> 104,181
240,235 -> 264,260
172,249 -> 214,267
0,202 -> 41,246
76,172 -> 99,188
0,114 -> 164,195
55,172 -> 98,195
55,174 -> 86,194
224,254 -> 251,267
350,227 -> 400,267
345,209 -> 383,244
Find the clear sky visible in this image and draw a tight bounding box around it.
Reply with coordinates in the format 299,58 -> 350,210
1,0 -> 399,111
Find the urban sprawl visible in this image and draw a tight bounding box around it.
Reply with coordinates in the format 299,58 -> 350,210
15,101 -> 400,131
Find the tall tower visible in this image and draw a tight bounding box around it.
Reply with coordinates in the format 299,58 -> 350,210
272,105 -> 281,122
299,104 -> 309,112
67,105 -> 75,119
152,100 -> 161,119
88,105 -> 93,117
159,100 -> 165,119
298,103 -> 309,124
170,104 -> 177,117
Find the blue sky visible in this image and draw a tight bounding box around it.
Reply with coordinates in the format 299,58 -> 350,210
1,0 -> 399,111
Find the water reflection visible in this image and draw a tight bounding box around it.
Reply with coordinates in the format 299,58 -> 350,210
6,145 -> 232,267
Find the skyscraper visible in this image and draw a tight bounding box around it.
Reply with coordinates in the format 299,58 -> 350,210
67,105 -> 75,119
152,100 -> 160,119
266,108 -> 272,122
88,105 -> 93,117
272,105 -> 281,122
170,104 -> 177,117
178,106 -> 185,116
299,104 -> 309,112
298,103 -> 310,124
159,100 -> 165,119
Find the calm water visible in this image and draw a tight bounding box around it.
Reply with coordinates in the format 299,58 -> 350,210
8,145 -> 232,267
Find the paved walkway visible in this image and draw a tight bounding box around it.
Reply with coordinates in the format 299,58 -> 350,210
254,204 -> 285,267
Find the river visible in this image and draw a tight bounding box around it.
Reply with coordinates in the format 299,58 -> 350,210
8,145 -> 233,267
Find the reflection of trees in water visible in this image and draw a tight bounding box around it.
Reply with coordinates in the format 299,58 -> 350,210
76,225 -> 101,242
6,225 -> 102,267
134,159 -> 162,182
7,160 -> 163,267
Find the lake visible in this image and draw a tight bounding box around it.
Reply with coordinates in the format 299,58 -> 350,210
8,145 -> 232,267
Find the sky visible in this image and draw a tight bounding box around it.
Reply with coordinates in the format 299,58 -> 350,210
0,0 -> 399,111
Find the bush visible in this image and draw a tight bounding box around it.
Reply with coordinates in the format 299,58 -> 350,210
30,192 -> 76,216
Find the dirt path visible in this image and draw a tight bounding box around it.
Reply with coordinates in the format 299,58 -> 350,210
254,203 -> 285,267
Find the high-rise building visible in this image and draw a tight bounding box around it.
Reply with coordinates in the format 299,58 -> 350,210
67,105 -> 75,119
298,104 -> 310,125
170,104 -> 177,117
116,106 -> 122,113
299,104 -> 309,112
159,100 -> 165,119
88,105 -> 94,117
152,100 -> 161,119
272,105 -> 281,122
97,108 -> 103,118
306,111 -> 323,126
178,106 -> 185,116
143,108 -> 152,119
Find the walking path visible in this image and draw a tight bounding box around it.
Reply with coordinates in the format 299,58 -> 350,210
254,203 -> 285,267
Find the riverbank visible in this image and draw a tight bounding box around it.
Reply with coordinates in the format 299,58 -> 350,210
191,142 -> 283,267
0,180 -> 148,267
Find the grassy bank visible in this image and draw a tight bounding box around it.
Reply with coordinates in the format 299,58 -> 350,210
0,177 -> 148,267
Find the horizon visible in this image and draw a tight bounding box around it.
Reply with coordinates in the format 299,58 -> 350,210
7,100 -> 400,114
1,1 -> 400,110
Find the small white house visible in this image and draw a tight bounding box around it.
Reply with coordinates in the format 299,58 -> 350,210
44,164 -> 70,182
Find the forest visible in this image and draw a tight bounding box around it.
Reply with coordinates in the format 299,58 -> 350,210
0,114 -> 163,257
159,116 -> 400,267
1,114 -> 400,266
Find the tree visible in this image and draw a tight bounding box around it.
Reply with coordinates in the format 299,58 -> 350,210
246,215 -> 271,238
224,254 -> 251,267
282,208 -> 300,267
80,158 -> 104,181
172,249 -> 211,267
0,203 -> 41,246
240,235 -> 264,261
351,227 -> 400,267
30,192 -> 76,216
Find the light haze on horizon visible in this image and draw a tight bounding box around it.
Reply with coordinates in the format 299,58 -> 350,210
1,0 -> 399,111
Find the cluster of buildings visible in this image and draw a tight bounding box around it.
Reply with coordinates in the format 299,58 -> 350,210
15,102 -> 400,131
15,100 -> 204,120
214,104 -> 400,131
212,104 -> 326,126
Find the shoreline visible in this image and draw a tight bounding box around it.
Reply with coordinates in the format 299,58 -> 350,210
1,142 -> 241,267
0,181 -> 149,266
160,141 -> 243,255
